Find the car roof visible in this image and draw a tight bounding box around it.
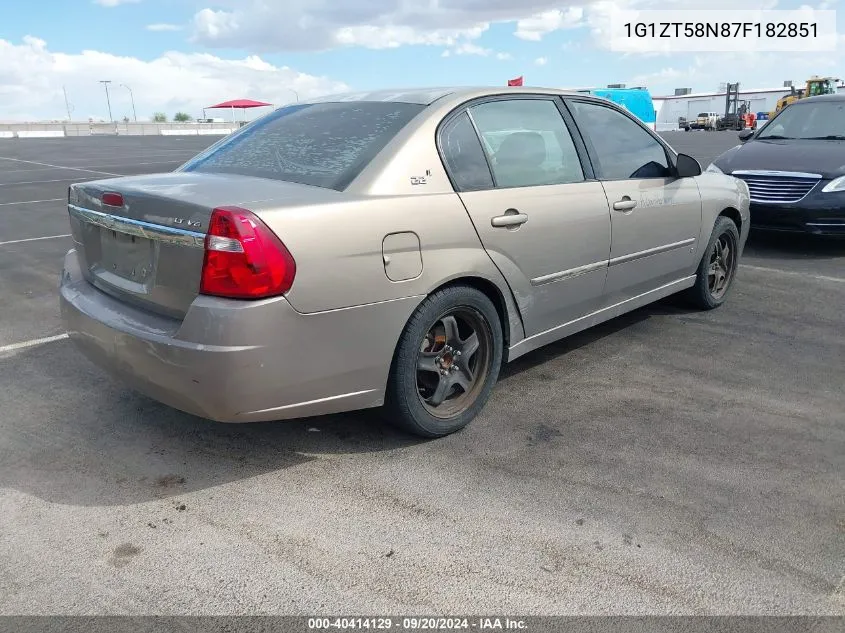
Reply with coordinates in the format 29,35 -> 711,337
302,86 -> 590,106
791,93 -> 845,104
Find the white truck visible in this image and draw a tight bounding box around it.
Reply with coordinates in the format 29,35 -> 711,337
690,111 -> 720,131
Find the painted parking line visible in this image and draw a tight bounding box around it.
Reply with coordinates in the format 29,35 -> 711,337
0,198 -> 64,207
740,264 -> 845,284
74,160 -> 186,169
0,156 -> 122,177
0,158 -> 190,173
0,177 -> 96,187
0,334 -> 68,355
0,234 -> 71,247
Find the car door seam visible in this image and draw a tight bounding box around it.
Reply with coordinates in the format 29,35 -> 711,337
449,193 -> 529,344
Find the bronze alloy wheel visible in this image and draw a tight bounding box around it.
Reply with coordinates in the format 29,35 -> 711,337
684,215 -> 741,311
708,229 -> 738,300
415,307 -> 494,419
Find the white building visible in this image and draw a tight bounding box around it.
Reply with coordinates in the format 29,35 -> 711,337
653,87 -> 795,131
562,82 -> 845,132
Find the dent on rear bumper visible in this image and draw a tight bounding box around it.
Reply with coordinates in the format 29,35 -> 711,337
59,250 -> 423,422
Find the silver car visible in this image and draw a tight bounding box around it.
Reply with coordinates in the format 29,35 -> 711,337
59,87 -> 750,437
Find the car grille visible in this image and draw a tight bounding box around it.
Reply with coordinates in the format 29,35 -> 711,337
731,171 -> 821,204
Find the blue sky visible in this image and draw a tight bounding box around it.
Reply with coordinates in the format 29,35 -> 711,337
0,0 -> 841,121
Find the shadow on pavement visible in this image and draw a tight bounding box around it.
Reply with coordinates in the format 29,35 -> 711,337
0,296 -> 699,508
743,230 -> 845,262
0,341 -> 423,507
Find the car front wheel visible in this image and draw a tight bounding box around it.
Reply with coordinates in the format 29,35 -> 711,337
686,215 -> 741,310
383,285 -> 503,438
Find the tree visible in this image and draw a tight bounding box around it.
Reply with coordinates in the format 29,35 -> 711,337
153,112 -> 167,122
174,112 -> 191,122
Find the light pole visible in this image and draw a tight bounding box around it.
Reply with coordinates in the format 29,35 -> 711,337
289,88 -> 299,103
120,84 -> 137,122
99,80 -> 113,122
62,86 -> 74,121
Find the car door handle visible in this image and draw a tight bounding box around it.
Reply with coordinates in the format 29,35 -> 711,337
491,212 -> 529,228
613,198 -> 637,211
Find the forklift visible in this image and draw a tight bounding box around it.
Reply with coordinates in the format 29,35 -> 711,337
739,102 -> 757,130
716,82 -> 746,131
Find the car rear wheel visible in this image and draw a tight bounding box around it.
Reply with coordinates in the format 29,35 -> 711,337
686,215 -> 740,310
383,285 -> 503,438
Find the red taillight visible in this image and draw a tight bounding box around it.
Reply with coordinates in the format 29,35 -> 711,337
200,206 -> 296,300
102,192 -> 124,207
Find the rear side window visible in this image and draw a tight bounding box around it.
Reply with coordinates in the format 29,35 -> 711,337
468,99 -> 585,188
180,102 -> 425,191
439,112 -> 494,192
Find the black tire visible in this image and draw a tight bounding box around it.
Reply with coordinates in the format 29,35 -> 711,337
685,215 -> 741,310
383,285 -> 503,438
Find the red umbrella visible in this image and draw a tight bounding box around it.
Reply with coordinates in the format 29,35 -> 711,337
207,99 -> 273,108
206,99 -> 273,123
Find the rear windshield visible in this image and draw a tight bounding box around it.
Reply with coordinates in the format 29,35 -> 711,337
180,101 -> 425,190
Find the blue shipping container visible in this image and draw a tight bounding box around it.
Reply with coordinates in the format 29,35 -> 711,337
585,88 -> 657,129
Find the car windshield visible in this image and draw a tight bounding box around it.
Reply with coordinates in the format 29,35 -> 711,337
180,101 -> 425,190
757,100 -> 845,140
697,113 -> 709,117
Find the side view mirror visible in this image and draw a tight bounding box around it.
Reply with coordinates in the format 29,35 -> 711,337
675,153 -> 702,178
738,129 -> 754,142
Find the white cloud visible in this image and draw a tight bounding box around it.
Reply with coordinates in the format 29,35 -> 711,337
0,37 -> 348,122
627,49 -> 845,96
5,1 -> 839,123
441,42 -> 513,58
534,56 -> 548,66
190,0 -> 576,52
629,66 -> 690,88
185,0 -> 836,59
333,24 -> 490,49
515,8 -> 585,41
146,23 -> 182,32
450,42 -> 493,56
94,0 -> 141,6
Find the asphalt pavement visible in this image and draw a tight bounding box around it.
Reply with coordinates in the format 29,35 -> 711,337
0,132 -> 842,616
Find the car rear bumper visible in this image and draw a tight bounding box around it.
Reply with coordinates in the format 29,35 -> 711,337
59,249 -> 421,422
749,198 -> 845,236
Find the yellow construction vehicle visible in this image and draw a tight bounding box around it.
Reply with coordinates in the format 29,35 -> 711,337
769,76 -> 840,118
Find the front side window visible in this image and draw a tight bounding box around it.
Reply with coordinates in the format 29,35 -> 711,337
467,99 -> 585,188
180,101 -> 425,190
569,100 -> 672,180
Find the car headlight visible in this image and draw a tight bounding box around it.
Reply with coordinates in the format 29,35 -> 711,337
821,175 -> 845,193
705,163 -> 723,174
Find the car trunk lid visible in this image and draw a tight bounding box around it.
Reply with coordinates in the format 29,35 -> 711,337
67,172 -> 335,319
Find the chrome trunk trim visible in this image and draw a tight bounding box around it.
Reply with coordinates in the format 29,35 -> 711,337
68,205 -> 206,249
